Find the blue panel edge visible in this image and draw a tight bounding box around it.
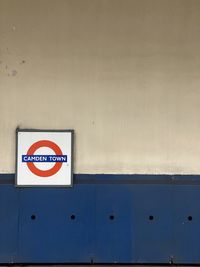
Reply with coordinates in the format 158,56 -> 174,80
1,173 -> 200,184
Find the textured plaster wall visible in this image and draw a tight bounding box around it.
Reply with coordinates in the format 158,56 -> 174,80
1,0 -> 200,174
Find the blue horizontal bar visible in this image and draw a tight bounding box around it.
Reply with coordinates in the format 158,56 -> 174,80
22,155 -> 67,162
1,173 -> 200,185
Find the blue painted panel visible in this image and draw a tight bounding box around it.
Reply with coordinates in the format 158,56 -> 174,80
0,174 -> 200,264
95,185 -> 133,263
132,185 -> 173,263
172,185 -> 200,264
0,185 -> 19,263
17,185 -> 95,263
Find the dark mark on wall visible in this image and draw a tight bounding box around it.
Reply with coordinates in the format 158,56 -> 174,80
0,56 -> 26,76
12,70 -> 17,76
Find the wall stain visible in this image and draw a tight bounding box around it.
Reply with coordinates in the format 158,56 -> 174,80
0,57 -> 26,77
11,70 -> 17,76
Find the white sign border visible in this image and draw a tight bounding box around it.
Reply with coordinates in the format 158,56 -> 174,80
15,128 -> 74,187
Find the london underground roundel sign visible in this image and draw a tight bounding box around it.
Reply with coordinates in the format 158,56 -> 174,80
16,129 -> 73,186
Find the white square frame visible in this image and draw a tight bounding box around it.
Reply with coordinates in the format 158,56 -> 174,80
15,128 -> 74,187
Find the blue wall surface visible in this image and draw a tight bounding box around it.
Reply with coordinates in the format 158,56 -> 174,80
0,174 -> 200,264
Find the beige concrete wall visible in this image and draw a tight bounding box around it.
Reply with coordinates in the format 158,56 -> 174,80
1,0 -> 200,174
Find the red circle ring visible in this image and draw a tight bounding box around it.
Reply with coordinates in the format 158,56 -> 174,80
27,140 -> 63,177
